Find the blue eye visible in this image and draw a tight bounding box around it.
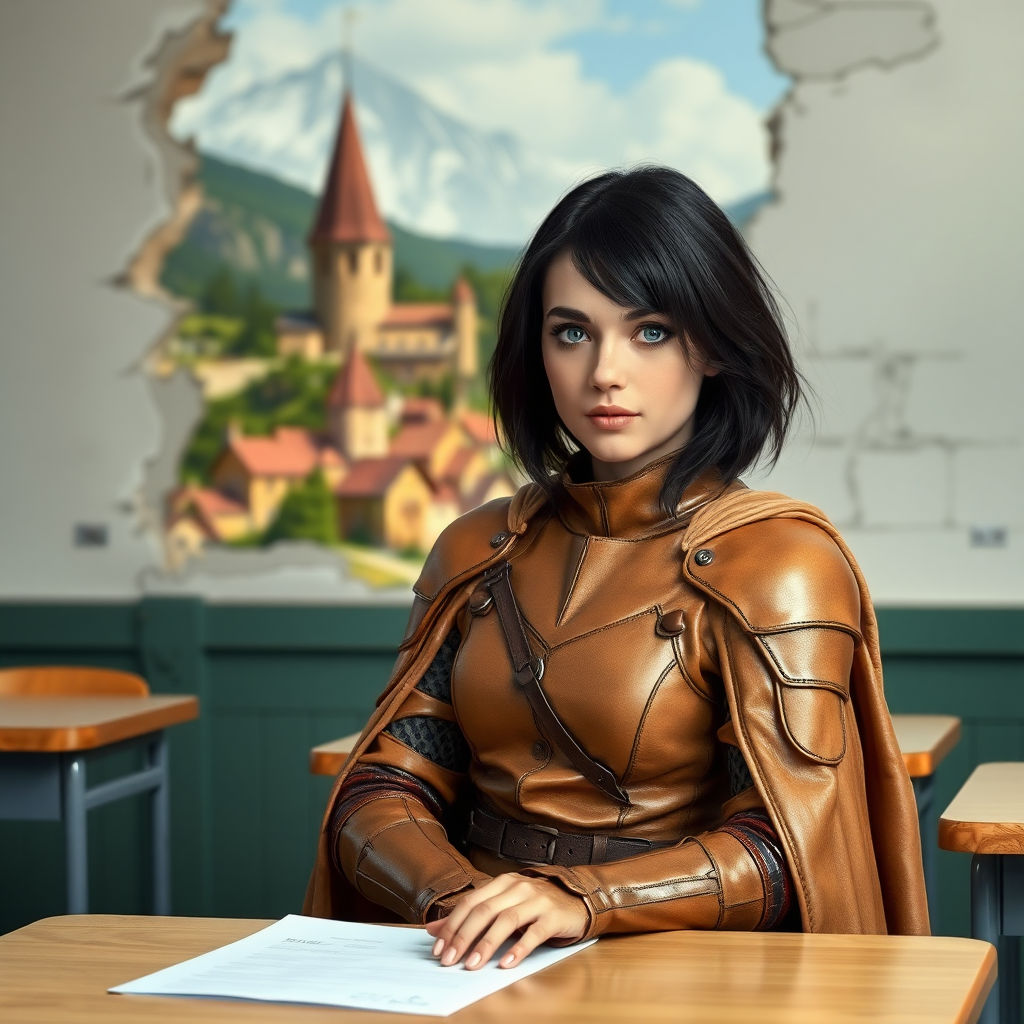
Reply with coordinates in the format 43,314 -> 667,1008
640,325 -> 668,344
559,326 -> 587,344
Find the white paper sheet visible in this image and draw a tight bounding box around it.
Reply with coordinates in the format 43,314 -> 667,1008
110,914 -> 596,1016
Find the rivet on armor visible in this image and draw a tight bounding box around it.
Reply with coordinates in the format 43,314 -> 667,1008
532,740 -> 549,760
468,589 -> 493,615
490,531 -> 510,548
658,609 -> 686,636
694,548 -> 715,567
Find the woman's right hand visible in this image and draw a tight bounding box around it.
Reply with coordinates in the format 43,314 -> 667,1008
425,872 -> 589,971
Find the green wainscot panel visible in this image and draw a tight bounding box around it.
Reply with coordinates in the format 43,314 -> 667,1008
1,601 -> 1022,939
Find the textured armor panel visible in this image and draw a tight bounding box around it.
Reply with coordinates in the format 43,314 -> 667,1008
385,715 -> 471,773
414,627 -> 461,703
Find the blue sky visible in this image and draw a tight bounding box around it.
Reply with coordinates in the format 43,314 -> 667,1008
226,0 -> 789,111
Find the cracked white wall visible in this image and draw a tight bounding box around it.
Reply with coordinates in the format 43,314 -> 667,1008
748,0 -> 1024,605
1,0 -> 1021,606
0,0 -> 402,603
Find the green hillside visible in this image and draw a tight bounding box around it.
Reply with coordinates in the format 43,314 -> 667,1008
160,153 -> 520,310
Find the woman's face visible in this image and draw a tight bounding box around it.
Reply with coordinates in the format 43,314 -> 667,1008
541,252 -> 716,483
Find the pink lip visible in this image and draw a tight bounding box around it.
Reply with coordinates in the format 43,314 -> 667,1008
586,406 -> 639,430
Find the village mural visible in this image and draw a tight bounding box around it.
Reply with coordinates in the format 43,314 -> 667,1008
157,0 -> 787,585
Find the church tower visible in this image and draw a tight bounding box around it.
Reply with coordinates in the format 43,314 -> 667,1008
309,92 -> 392,356
326,348 -> 388,461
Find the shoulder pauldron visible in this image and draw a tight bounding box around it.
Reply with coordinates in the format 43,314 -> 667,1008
683,517 -> 862,765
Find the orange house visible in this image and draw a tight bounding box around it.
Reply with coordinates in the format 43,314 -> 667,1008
211,426 -> 345,532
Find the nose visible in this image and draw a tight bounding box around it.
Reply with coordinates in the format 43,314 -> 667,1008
589,336 -> 626,392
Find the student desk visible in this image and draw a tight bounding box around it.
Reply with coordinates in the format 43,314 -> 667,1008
310,732 -> 360,776
0,914 -> 997,1023
0,694 -> 199,915
940,762 -> 1024,1024
892,714 -> 963,920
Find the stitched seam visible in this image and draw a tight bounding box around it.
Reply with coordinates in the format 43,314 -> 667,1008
723,621 -> 815,931
719,825 -> 770,926
378,732 -> 467,777
776,685 -> 847,765
622,659 -> 676,788
674,631 -> 717,705
596,490 -> 610,537
556,535 -> 590,627
756,632 -> 851,698
605,870 -> 718,897
685,563 -> 860,638
545,608 -> 658,656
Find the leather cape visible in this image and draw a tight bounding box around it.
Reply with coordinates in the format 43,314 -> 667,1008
303,483 -> 930,936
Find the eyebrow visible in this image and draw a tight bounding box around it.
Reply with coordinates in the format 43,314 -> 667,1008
544,304 -> 665,322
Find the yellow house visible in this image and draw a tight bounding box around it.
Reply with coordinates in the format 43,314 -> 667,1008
165,485 -> 254,566
334,457 -> 434,551
210,425 -> 342,532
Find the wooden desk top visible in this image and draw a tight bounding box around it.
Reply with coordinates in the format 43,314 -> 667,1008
310,733 -> 360,776
0,914 -> 995,1024
313,714 -> 964,779
0,696 -> 199,753
940,761 -> 1024,855
891,714 -> 962,778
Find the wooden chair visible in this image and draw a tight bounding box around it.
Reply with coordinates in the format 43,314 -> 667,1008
0,666 -> 149,697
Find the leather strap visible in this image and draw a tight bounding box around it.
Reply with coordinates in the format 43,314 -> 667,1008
482,561 -> 629,803
467,806 -> 669,866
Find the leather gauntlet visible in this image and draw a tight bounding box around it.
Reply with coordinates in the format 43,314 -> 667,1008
519,821 -> 784,939
338,795 -> 490,923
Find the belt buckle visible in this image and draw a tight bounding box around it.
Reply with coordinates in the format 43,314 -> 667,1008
531,822 -> 559,865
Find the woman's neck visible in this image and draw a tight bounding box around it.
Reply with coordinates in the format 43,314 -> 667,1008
588,419 -> 696,482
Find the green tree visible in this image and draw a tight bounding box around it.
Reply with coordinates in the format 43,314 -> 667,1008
263,471 -> 338,546
201,266 -> 240,316
180,359 -> 331,484
225,281 -> 277,357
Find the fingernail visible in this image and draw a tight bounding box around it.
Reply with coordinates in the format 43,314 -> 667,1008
501,954 -> 515,968
466,952 -> 480,968
432,939 -> 444,957
442,948 -> 457,966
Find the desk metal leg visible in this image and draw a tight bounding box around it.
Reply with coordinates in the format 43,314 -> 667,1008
913,773 -> 938,927
150,733 -> 170,915
1002,936 -> 1021,1024
62,756 -> 88,915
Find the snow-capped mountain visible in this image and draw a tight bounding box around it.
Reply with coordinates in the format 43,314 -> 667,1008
171,55 -> 569,247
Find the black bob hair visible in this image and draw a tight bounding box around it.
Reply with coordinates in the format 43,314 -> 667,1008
489,166 -> 803,511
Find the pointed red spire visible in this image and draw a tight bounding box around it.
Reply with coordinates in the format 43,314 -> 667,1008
309,92 -> 391,245
327,349 -> 385,409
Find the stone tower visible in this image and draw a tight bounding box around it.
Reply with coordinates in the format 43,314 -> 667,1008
326,348 -> 388,461
309,92 -> 392,356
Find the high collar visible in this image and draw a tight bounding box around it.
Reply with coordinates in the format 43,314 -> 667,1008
554,450 -> 726,540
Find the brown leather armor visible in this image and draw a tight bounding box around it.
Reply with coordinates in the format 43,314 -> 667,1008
304,454 -> 930,938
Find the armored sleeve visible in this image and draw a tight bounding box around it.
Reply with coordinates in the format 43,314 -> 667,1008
330,627 -> 491,923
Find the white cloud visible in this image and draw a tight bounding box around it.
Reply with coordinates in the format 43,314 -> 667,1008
188,0 -> 770,206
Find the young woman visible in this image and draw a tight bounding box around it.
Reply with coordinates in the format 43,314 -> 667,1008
304,167 -> 929,968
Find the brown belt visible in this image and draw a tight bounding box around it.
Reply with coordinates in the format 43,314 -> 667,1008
467,806 -> 673,867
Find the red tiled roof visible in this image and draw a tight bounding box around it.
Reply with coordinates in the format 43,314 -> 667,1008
309,93 -> 391,246
452,276 -> 474,304
334,457 -> 414,498
229,427 -> 319,478
170,485 -> 247,519
401,397 -> 445,425
459,410 -> 497,446
389,420 -> 451,461
327,349 -> 385,409
380,303 -> 453,329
